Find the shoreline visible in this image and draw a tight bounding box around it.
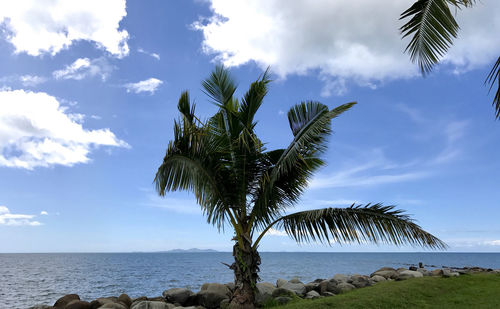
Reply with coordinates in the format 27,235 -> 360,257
29,265 -> 500,309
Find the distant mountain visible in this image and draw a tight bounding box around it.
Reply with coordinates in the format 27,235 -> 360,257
164,248 -> 218,253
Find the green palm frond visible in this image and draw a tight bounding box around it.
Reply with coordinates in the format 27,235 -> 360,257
255,204 -> 447,249
485,57 -> 500,119
400,0 -> 457,74
177,91 -> 196,125
274,102 -> 356,180
202,65 -> 237,108
239,68 -> 271,130
400,0 -> 475,75
249,102 -> 355,230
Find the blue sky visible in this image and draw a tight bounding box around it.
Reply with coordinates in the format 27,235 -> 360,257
0,0 -> 499,253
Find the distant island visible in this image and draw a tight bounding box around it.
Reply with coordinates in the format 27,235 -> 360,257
162,248 -> 219,253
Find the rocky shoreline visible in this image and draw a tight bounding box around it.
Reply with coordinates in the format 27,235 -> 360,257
29,266 -> 500,309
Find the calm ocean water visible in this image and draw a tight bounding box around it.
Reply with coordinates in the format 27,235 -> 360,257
1,252 -> 499,309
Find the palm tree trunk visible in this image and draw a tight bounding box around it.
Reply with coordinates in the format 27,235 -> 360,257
229,236 -> 261,309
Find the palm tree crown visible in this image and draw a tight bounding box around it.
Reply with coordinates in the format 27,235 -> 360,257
155,66 -> 446,308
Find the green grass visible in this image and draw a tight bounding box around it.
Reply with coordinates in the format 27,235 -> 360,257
270,273 -> 500,309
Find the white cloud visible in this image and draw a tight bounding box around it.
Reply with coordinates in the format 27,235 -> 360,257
40,211 -> 48,215
195,0 -> 500,94
125,78 -> 163,94
0,89 -> 128,169
137,48 -> 160,60
483,240 -> 500,246
0,0 -> 129,57
266,228 -> 288,237
0,206 -> 42,226
19,75 -> 46,87
53,58 -> 114,81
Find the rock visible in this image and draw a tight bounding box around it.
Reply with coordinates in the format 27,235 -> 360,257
281,281 -> 306,296
370,275 -> 386,283
271,288 -> 296,298
131,301 -> 170,309
289,277 -> 302,284
273,297 -> 292,305
336,282 -> 356,293
148,297 -> 165,302
333,274 -> 348,283
276,278 -> 288,288
100,303 -> 127,309
349,274 -> 371,288
431,269 -> 444,276
197,283 -> 231,309
305,290 -> 321,299
117,294 -> 132,307
409,266 -> 418,271
255,282 -> 276,306
162,288 -> 194,305
319,279 -> 340,295
304,282 -> 319,293
54,294 -> 80,309
396,267 -> 407,273
397,270 -> 424,280
29,306 -> 53,309
65,301 -> 91,309
417,268 -> 430,276
442,269 -> 460,277
370,267 -> 398,279
321,292 -> 335,297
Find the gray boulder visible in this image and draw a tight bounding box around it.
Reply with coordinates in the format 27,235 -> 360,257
370,267 -> 398,279
431,269 -> 444,276
117,294 -> 132,308
281,281 -> 306,297
271,288 -> 296,298
370,275 -> 386,283
333,274 -> 349,283
65,300 -> 91,309
442,269 -> 460,277
336,282 -> 356,293
304,282 -> 319,293
397,270 -> 424,280
319,279 -> 340,295
197,283 -> 231,309
349,274 -> 371,288
276,278 -> 288,288
162,288 -> 194,305
289,277 -> 302,284
305,290 -> 321,299
131,301 -> 170,309
100,303 -> 127,309
28,306 -> 53,309
255,282 -> 276,306
53,294 -> 80,309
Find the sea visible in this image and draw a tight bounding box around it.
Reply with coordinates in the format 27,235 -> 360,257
1,252 -> 499,309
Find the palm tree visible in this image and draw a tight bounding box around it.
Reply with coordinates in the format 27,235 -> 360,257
400,0 -> 500,118
154,66 -> 446,309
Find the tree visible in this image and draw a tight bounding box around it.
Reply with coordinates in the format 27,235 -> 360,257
154,66 -> 446,309
400,0 -> 500,118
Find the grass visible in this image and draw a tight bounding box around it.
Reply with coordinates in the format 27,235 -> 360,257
269,273 -> 500,308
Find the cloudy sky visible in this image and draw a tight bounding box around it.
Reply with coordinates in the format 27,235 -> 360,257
1,0 -> 499,253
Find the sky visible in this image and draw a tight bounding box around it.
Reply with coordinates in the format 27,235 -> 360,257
0,0 -> 499,253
